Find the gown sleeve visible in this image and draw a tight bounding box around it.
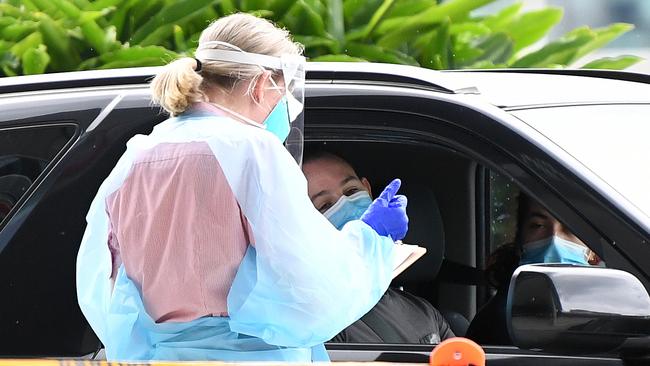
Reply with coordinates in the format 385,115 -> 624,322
76,140 -> 144,343
214,132 -> 396,348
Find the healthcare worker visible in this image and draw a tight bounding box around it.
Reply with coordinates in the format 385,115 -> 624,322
76,13 -> 408,362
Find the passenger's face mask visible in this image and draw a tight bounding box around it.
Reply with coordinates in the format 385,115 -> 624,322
519,235 -> 589,265
323,191 -> 372,230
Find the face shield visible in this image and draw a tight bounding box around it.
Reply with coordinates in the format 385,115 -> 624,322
195,43 -> 306,165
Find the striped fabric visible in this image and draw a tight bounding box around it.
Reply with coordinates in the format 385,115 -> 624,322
106,141 -> 253,323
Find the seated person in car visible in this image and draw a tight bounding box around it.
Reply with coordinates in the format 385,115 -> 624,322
466,191 -> 601,344
302,151 -> 454,344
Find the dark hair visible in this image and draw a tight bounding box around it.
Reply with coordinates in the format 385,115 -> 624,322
302,150 -> 359,174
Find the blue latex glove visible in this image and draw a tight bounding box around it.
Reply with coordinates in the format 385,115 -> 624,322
361,178 -> 409,240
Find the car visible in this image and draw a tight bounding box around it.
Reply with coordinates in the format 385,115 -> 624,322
1,63 -> 649,365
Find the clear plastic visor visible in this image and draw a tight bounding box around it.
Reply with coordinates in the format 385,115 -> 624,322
195,45 -> 305,164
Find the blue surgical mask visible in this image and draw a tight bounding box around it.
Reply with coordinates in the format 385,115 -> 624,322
520,235 -> 589,265
263,96 -> 290,142
323,191 -> 372,230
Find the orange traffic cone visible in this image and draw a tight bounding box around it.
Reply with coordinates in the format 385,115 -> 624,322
430,337 -> 486,366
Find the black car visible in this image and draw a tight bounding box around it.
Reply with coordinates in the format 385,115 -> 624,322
1,63 -> 649,365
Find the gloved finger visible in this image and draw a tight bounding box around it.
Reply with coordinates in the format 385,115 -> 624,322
388,194 -> 408,208
378,178 -> 401,202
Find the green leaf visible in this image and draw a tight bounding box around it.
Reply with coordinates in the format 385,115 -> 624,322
310,54 -> 367,62
12,0 -> 39,12
343,0 -> 383,29
30,0 -> 61,16
139,24 -> 175,47
282,0 -> 327,37
449,22 -> 491,37
0,40 -> 13,53
0,3 -> 35,19
482,2 -> 522,32
37,15 -> 81,70
377,0 -> 494,48
508,7 -> 563,52
475,32 -> 513,65
48,0 -> 82,19
294,35 -> 339,52
325,0 -> 345,42
241,0 -> 271,11
464,60 -> 506,69
9,32 -> 42,58
2,21 -> 39,41
581,55 -> 642,70
266,0 -> 296,20
385,0 -> 435,19
173,25 -> 187,52
452,42 -> 484,65
346,42 -> 419,65
108,0 -> 140,41
130,0 -> 220,45
72,0 -> 92,8
22,44 -> 50,74
361,0 -> 395,40
78,13 -> 117,54
420,18 -> 450,69
219,0 -> 237,14
0,16 -> 16,28
573,23 -> 635,62
95,45 -> 178,69
511,32 -> 593,68
83,0 -> 126,11
377,0 -> 492,35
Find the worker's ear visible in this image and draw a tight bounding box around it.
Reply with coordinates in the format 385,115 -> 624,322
251,70 -> 273,105
361,177 -> 372,197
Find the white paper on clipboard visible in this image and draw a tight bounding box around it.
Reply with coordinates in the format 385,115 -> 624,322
392,241 -> 427,279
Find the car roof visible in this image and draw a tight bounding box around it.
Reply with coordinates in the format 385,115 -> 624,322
1,62 -> 649,108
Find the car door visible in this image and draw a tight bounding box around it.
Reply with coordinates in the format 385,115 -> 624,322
0,86 -> 165,357
303,79 -> 649,365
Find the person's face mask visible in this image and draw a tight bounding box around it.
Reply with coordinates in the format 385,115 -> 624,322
519,235 -> 589,265
263,95 -> 290,142
260,78 -> 303,143
323,191 -> 372,230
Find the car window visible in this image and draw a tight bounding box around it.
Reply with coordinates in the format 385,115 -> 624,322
512,104 -> 650,225
486,169 -> 602,267
0,124 -> 76,224
488,170 -> 519,254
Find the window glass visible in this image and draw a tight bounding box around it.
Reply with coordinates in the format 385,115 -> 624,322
512,104 -> 650,223
488,170 -> 520,253
487,170 -> 603,268
0,124 -> 75,224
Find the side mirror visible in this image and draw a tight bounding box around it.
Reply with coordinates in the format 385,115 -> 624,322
507,264 -> 650,354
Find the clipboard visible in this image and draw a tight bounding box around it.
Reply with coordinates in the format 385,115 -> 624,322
392,241 -> 427,279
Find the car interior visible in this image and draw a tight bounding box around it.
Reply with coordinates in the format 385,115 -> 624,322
302,106 -> 608,345
304,139 -> 485,339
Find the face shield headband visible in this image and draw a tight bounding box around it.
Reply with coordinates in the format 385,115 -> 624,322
195,41 -> 306,164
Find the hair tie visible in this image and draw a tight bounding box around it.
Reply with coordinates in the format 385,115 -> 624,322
194,58 -> 202,72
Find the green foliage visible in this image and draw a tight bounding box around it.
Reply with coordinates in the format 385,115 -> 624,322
0,0 -> 642,76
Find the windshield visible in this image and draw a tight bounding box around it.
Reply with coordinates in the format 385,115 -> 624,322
511,104 -> 650,222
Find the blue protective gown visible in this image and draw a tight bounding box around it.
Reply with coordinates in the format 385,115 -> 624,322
76,107 -> 395,361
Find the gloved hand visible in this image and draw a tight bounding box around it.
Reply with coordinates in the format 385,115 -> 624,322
361,178 -> 409,241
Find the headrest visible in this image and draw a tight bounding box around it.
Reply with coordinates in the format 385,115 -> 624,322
393,182 -> 445,285
0,174 -> 32,221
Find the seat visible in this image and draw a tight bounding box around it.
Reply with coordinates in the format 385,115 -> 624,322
392,183 -> 469,336
393,182 -> 445,287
